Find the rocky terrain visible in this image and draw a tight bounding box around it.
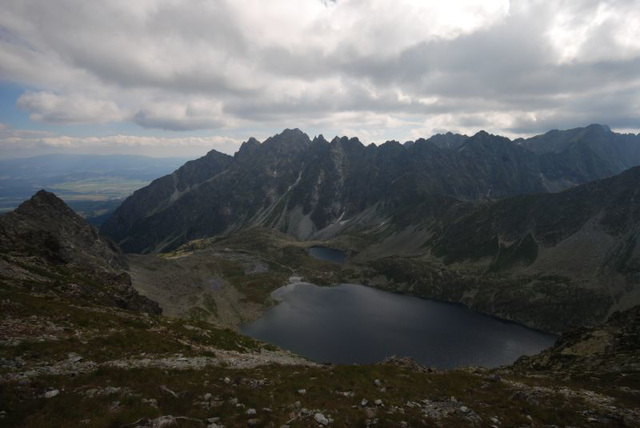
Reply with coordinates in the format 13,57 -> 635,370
126,228 -> 351,329
1,268 -> 639,426
1,190 -> 639,426
0,191 -> 159,314
512,305 -> 640,376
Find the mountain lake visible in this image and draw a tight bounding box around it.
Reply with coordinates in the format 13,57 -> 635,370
308,246 -> 347,264
241,282 -> 557,369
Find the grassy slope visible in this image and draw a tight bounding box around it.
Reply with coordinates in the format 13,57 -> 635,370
2,287 -> 639,427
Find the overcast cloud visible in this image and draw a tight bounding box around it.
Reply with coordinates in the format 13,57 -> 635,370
0,0 -> 639,156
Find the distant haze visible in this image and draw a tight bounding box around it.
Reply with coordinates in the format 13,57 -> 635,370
0,154 -> 189,217
1,1 -> 639,158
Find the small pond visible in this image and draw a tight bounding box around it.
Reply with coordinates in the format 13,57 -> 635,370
308,246 -> 346,264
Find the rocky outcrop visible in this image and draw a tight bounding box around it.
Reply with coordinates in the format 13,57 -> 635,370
0,190 -> 160,314
0,190 -> 127,270
512,305 -> 640,375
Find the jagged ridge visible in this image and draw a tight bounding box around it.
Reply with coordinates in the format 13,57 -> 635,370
102,125 -> 640,253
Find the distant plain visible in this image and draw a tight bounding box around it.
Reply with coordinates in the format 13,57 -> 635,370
0,154 -> 188,222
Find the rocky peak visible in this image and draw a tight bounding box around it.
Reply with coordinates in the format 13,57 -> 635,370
330,136 -> 364,151
312,134 -> 329,145
458,131 -> 520,155
469,130 -> 510,144
280,127 -> 306,137
425,132 -> 469,150
14,189 -> 82,223
262,128 -> 311,153
244,136 -> 261,148
0,190 -> 161,313
235,137 -> 261,159
585,123 -> 612,134
520,124 -> 619,155
1,190 -> 123,269
379,140 -> 404,151
409,138 -> 439,152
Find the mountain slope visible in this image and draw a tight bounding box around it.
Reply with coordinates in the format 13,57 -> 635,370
350,166 -> 640,332
0,190 -> 160,313
101,148 -> 233,245
1,193 -> 638,427
431,165 -> 640,265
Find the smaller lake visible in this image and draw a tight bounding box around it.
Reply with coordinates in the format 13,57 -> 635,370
241,283 -> 557,369
308,246 -> 346,264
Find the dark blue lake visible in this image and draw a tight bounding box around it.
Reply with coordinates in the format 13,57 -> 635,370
308,246 -> 346,264
241,282 -> 556,369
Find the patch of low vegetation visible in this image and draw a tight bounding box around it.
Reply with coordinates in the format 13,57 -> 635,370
3,351 -> 637,427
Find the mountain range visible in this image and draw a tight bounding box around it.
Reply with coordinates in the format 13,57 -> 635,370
102,124 -> 640,253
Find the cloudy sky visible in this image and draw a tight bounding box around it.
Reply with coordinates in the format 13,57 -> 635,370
1,0 -> 639,158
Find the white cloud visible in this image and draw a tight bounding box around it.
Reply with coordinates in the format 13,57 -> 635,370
0,0 -> 639,142
133,99 -> 228,130
17,92 -> 125,124
546,0 -> 640,63
0,123 -> 242,157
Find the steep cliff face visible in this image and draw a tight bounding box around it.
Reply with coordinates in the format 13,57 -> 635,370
0,190 -> 160,314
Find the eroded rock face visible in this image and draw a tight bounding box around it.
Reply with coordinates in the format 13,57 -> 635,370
0,190 -> 160,314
